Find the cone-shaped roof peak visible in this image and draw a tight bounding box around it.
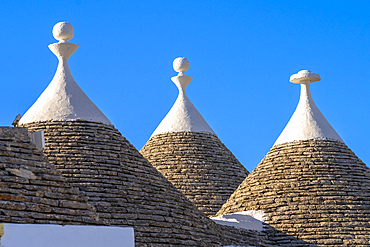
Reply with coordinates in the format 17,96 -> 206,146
151,57 -> 215,137
274,70 -> 342,145
19,22 -> 111,125
142,57 -> 248,216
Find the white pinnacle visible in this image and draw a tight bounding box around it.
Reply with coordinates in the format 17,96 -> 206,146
52,22 -> 74,43
151,57 -> 215,137
274,70 -> 342,146
173,57 -> 189,73
19,22 -> 111,125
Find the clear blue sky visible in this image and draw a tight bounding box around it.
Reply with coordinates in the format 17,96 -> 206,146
1,0 -> 369,172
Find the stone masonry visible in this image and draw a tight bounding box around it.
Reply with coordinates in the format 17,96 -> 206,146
22,120 -> 230,247
219,224 -> 274,247
217,139 -> 370,246
0,127 -> 98,225
0,124 -> 275,247
140,131 -> 249,216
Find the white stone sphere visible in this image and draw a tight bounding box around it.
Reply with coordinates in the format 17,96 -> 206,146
173,57 -> 189,72
52,22 -> 74,42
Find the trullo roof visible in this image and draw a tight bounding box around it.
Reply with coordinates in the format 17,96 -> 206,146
216,70 -> 370,246
141,57 -> 249,216
18,22 -> 226,246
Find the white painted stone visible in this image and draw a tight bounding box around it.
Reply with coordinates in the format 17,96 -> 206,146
19,23 -> 111,125
0,224 -> 134,247
211,210 -> 266,231
52,22 -> 74,43
290,69 -> 320,84
173,57 -> 189,72
274,70 -> 342,146
30,130 -> 45,150
151,57 -> 215,136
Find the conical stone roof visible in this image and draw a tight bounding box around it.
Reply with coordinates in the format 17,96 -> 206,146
0,127 -> 98,225
140,58 -> 249,216
217,70 -> 370,246
19,22 -> 225,246
23,120 -> 225,246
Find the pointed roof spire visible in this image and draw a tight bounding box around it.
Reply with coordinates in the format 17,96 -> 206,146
19,22 -> 111,125
141,57 -> 248,216
151,57 -> 215,136
217,70 -> 370,245
18,27 -> 227,244
274,70 -> 342,145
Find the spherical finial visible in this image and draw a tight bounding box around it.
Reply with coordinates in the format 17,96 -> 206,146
52,22 -> 74,43
173,57 -> 189,73
290,70 -> 321,84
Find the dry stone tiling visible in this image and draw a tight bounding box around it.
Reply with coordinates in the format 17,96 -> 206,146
3,125 -> 273,246
141,131 -> 249,216
14,22 -> 270,247
217,139 -> 370,246
22,120 -> 226,246
142,57 -> 249,217
14,22 -> 370,247
219,224 -> 274,247
0,127 -> 98,225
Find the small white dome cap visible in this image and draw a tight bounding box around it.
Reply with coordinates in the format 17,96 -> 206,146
274,70 -> 342,146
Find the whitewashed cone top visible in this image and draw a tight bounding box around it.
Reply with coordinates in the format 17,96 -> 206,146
19,22 -> 111,125
274,70 -> 342,146
151,57 -> 215,137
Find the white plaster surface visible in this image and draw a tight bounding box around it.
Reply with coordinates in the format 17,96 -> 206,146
290,69 -> 320,84
52,22 -> 74,43
151,58 -> 215,136
211,210 -> 266,231
0,224 -> 134,247
274,70 -> 342,146
173,57 -> 189,72
19,23 -> 111,125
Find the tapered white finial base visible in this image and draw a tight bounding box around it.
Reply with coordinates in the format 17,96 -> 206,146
151,57 -> 215,136
274,70 -> 342,146
18,22 -> 111,126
